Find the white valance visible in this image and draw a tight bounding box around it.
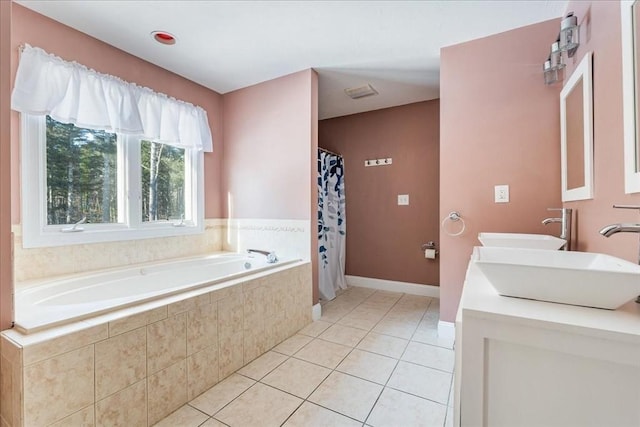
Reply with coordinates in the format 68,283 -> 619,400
11,44 -> 213,152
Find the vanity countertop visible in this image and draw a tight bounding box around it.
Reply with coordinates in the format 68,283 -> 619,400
461,248 -> 640,344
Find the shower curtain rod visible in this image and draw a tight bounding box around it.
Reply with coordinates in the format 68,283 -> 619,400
319,147 -> 342,157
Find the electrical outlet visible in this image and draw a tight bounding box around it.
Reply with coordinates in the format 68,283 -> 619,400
398,194 -> 409,205
494,185 -> 509,203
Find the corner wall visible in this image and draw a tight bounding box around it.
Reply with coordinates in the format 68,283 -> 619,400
319,101 -> 440,287
439,19 -> 562,322
222,69 -> 318,302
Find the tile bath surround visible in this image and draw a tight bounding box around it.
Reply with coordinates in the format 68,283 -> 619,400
0,262 -> 311,426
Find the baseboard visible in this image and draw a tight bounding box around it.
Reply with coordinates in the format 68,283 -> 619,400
312,303 -> 322,321
438,320 -> 455,340
345,275 -> 439,298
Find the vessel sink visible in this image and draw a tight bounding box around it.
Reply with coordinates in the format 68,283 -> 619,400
478,232 -> 566,250
474,247 -> 640,309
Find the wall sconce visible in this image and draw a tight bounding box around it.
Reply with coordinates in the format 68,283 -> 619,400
543,12 -> 580,85
544,60 -> 559,85
550,41 -> 566,71
559,13 -> 580,56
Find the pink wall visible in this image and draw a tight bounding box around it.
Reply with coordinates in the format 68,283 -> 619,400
319,101 -> 440,286
10,4 -> 225,222
1,1 -> 13,331
560,2 -> 640,259
439,20 -> 562,322
222,70 -> 316,220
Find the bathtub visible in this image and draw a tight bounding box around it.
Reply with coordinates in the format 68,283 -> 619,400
15,252 -> 299,333
4,256 -> 312,426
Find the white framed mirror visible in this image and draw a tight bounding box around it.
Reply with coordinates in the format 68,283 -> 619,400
560,51 -> 593,202
622,1 -> 640,193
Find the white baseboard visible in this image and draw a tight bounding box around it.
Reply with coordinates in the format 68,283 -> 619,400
438,320 -> 455,340
312,303 -> 322,321
345,275 -> 439,298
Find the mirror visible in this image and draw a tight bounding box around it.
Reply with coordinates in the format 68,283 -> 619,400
621,1 -> 640,193
560,51 -> 593,202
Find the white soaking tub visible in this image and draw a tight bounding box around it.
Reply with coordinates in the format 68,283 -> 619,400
15,252 -> 297,333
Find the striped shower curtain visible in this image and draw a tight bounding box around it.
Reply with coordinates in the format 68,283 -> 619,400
318,149 -> 347,301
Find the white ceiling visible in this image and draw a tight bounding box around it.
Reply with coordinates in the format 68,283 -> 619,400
17,0 -> 567,119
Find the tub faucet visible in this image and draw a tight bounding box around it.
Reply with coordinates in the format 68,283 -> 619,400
247,249 -> 278,264
542,208 -> 572,250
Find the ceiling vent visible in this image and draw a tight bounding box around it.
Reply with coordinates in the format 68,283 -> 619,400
344,84 -> 379,99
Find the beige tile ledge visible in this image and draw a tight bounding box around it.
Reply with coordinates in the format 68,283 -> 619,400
13,218 -> 225,282
4,260 -> 310,348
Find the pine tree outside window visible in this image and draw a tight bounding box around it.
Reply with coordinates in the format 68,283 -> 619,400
21,114 -> 204,248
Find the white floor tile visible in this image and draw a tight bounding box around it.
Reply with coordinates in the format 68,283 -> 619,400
153,405 -> 208,427
293,338 -> 352,369
357,332 -> 409,359
401,341 -> 454,372
283,401 -> 362,427
189,374 -> 255,416
237,351 -> 288,380
336,349 -> 397,385
298,320 -> 333,337
272,334 -> 313,356
308,371 -> 383,422
367,387 -> 447,427
215,383 -> 302,426
262,357 -> 331,399
319,323 -> 368,347
387,361 -> 451,405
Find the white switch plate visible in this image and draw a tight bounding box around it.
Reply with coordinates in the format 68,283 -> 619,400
398,194 -> 409,205
494,185 -> 509,203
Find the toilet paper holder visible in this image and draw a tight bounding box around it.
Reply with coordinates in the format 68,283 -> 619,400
421,241 -> 438,259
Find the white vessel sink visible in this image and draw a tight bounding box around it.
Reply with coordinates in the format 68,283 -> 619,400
474,247 -> 640,309
478,232 -> 566,250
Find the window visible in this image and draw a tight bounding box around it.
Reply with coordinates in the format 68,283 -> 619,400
22,114 -> 204,248
45,116 -> 118,225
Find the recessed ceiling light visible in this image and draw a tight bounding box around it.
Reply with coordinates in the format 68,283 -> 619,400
151,31 -> 176,45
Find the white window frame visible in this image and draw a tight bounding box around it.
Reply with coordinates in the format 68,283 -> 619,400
21,114 -> 204,248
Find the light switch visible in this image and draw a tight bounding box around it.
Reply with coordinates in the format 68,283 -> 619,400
398,194 -> 409,205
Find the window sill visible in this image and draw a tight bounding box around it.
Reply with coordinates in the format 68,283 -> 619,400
21,223 -> 204,249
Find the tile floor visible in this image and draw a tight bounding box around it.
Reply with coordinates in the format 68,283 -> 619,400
154,286 -> 455,427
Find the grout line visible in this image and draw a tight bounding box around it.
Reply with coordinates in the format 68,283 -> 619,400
384,383 -> 450,407
397,358 -> 454,375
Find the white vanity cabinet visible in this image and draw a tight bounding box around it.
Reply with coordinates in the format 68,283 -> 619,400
454,254 -> 640,427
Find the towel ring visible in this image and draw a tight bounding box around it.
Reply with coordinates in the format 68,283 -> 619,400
442,211 -> 466,237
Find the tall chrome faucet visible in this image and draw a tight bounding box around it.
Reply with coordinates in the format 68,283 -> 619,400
542,208 -> 572,250
599,205 -> 640,264
600,205 -> 640,303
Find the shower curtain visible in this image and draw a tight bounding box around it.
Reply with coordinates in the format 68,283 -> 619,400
318,149 -> 347,301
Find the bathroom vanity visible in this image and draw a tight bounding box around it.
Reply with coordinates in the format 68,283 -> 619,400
454,249 -> 640,427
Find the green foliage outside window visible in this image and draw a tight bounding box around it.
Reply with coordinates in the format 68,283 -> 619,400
141,140 -> 185,222
46,116 -> 117,225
